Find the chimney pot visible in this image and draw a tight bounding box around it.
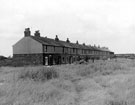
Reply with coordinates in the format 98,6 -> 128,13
76,40 -> 79,44
66,38 -> 70,43
83,43 -> 85,46
24,28 -> 31,37
34,30 -> 40,37
55,35 -> 59,41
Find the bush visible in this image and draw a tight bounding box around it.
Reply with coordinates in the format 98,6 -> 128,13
18,67 -> 59,82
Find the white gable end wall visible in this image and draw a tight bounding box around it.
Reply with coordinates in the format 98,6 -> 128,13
13,37 -> 43,54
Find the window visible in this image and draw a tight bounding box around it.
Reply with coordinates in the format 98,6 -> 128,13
63,47 -> 64,53
54,46 -> 55,52
63,57 -> 65,62
44,45 -> 47,52
76,49 -> 78,54
73,48 -> 75,53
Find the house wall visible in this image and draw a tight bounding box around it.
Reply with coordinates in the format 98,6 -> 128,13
13,37 -> 43,54
12,34 -> 114,66
43,45 -> 63,54
13,53 -> 43,66
63,47 -> 69,54
46,46 -> 54,53
55,46 -> 63,53
70,48 -> 73,54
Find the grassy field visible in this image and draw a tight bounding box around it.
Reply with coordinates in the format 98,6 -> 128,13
0,58 -> 135,105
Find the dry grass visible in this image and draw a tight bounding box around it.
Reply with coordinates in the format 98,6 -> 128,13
18,66 -> 59,82
0,58 -> 135,105
106,99 -> 127,105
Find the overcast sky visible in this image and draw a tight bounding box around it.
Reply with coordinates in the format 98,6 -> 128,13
0,0 -> 135,57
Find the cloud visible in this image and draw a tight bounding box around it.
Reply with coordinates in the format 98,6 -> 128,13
0,0 -> 135,56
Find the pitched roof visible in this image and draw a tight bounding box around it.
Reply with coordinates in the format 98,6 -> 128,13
31,36 -> 51,45
58,40 -> 72,48
30,36 -> 112,52
68,42 -> 80,48
91,46 -> 101,51
31,36 -> 80,48
100,47 -> 111,52
31,36 -> 62,47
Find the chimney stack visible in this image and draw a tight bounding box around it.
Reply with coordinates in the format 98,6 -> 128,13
34,30 -> 40,37
66,38 -> 70,43
55,35 -> 59,41
76,40 -> 79,44
24,28 -> 31,37
83,43 -> 85,46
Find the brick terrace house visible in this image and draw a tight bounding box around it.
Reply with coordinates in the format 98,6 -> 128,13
13,28 -> 114,65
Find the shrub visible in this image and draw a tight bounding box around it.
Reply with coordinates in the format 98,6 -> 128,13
18,67 -> 59,82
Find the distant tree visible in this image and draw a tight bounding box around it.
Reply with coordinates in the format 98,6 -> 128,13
0,55 -> 7,60
8,56 -> 12,59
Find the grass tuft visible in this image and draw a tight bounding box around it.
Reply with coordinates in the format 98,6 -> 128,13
18,66 -> 59,82
106,99 -> 127,105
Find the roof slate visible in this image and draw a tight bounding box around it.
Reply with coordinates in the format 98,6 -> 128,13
30,36 -> 111,52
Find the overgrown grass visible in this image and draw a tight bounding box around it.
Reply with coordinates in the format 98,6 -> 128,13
76,59 -> 131,77
106,99 -> 127,105
18,66 -> 59,82
1,58 -> 135,105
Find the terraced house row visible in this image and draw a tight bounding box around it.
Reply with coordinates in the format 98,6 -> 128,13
13,28 -> 114,65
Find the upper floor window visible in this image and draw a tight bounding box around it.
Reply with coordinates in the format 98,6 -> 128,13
63,47 -> 64,53
44,45 -> 47,52
73,48 -> 75,53
54,46 -> 55,52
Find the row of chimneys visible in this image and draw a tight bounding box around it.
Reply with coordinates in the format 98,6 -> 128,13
24,28 -> 103,48
24,28 -> 40,37
24,28 -> 80,44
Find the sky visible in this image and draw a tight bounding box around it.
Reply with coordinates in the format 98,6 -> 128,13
0,0 -> 135,57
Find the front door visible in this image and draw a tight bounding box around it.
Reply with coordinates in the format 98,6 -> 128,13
44,56 -> 48,65
49,55 -> 53,65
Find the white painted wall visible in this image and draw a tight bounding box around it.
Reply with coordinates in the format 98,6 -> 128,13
13,37 -> 43,54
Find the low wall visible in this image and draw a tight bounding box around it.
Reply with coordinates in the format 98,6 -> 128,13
13,53 -> 43,66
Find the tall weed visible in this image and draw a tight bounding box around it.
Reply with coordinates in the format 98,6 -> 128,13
18,66 -> 59,82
